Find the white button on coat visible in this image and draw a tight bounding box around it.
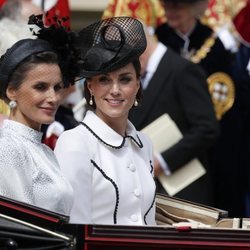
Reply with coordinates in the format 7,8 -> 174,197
128,163 -> 136,172
134,189 -> 141,197
131,214 -> 138,222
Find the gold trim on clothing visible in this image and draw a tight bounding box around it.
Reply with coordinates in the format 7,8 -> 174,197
190,33 -> 216,64
102,0 -> 167,28
207,72 -> 235,120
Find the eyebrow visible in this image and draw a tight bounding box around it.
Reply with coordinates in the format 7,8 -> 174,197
99,72 -> 133,77
119,72 -> 133,76
34,80 -> 63,85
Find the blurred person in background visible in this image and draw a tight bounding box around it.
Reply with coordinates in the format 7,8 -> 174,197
213,0 -> 250,217
132,28 -> 219,206
156,0 -> 246,215
0,0 -> 43,56
156,0 -> 233,77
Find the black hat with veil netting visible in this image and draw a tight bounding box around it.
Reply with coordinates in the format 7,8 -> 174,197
76,16 -> 147,77
0,14 -> 83,99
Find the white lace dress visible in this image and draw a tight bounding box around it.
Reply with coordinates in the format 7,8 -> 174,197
0,119 -> 73,215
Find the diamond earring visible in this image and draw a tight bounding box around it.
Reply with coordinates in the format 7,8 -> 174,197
9,100 -> 17,109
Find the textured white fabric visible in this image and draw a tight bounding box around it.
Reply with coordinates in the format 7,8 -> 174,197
0,120 -> 73,215
55,110 -> 156,225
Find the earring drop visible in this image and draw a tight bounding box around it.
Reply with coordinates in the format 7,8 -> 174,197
134,99 -> 138,107
9,100 -> 17,109
89,95 -> 93,106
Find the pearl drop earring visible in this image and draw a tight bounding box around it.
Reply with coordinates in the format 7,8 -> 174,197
134,99 -> 138,107
89,95 -> 93,106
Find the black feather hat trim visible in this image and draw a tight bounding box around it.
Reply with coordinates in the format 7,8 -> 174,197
28,14 -> 83,87
0,39 -> 53,99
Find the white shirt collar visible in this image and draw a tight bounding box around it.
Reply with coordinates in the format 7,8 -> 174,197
142,42 -> 167,89
146,42 -> 167,74
82,110 -> 143,149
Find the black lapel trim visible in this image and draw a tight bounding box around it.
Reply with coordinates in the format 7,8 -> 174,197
91,160 -> 119,224
150,160 -> 154,174
81,122 -> 125,149
144,188 -> 156,225
81,122 -> 143,149
125,135 -> 143,148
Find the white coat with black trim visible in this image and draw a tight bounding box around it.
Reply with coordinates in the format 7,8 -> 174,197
54,110 -> 156,225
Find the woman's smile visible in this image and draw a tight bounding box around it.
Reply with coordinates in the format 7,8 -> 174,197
105,98 -> 124,106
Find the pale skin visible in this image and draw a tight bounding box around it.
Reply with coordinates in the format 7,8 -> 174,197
87,63 -> 140,136
6,63 -> 64,131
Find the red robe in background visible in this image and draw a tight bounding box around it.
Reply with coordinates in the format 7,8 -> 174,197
44,0 -> 70,28
0,0 -> 5,8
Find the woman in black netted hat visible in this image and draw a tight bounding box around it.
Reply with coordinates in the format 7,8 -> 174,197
0,14 -> 82,215
54,16 -> 156,225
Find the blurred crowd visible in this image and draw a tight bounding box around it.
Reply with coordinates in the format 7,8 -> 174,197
0,0 -> 250,218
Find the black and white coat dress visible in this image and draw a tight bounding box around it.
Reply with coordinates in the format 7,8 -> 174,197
54,110 -> 156,225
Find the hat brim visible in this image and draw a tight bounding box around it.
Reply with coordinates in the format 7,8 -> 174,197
80,44 -> 140,77
76,17 -> 147,78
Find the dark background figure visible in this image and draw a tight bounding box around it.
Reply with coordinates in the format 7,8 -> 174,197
213,1 -> 250,217
156,0 -> 233,77
156,0 -> 243,213
102,0 -> 219,206
129,28 -> 219,206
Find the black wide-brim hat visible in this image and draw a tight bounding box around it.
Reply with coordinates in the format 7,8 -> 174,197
0,39 -> 53,99
76,16 -> 147,78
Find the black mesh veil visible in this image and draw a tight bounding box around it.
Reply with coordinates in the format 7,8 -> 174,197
76,16 -> 147,77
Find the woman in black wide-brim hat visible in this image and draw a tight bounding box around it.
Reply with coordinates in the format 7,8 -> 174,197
0,14 -> 82,215
54,16 -> 156,225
